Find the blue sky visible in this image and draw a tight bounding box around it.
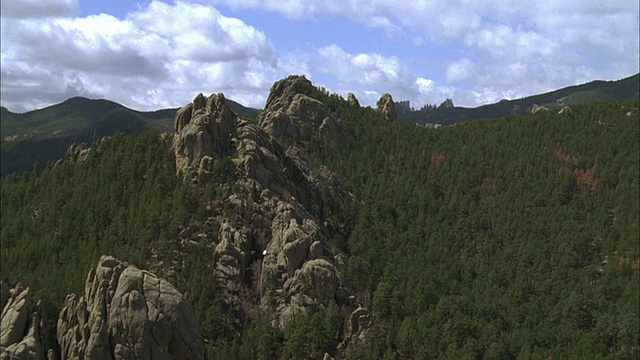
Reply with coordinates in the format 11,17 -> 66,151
1,0 -> 638,112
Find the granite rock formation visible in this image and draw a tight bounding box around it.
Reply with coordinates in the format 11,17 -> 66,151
56,256 -> 203,360
347,93 -> 360,108
376,93 -> 396,121
0,283 -> 52,360
171,78 -> 369,337
258,75 -> 343,144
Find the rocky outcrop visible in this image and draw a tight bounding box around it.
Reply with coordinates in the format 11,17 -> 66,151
438,98 -> 454,109
258,75 -> 343,144
57,256 -> 204,360
559,105 -> 572,114
63,137 -> 110,164
172,93 -> 237,180
376,93 -> 396,121
0,283 -> 52,360
347,93 -> 360,108
172,78 -> 361,331
529,104 -> 549,113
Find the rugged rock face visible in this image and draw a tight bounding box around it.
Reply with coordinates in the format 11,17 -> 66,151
439,98 -> 454,109
172,79 -> 369,337
376,93 -> 396,121
0,283 -> 52,360
63,137 -> 110,164
172,93 -> 237,180
258,75 -> 343,144
529,104 -> 549,113
57,256 -> 204,360
347,93 -> 360,108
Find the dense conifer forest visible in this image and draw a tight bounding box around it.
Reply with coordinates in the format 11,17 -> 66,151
1,95 -> 638,359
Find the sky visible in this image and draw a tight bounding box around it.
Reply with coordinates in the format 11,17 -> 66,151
1,0 -> 638,113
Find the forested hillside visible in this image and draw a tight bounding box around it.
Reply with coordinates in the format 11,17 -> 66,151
308,98 -> 639,359
1,90 -> 638,359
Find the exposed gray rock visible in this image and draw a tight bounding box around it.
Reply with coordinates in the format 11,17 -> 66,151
0,283 -> 49,360
559,105 -> 572,114
57,255 -> 204,360
376,93 -> 396,121
439,98 -> 454,109
345,306 -> 374,344
529,104 -> 549,113
258,75 -> 344,144
172,78 -> 367,353
172,93 -> 237,180
347,93 -> 360,108
64,137 -> 110,164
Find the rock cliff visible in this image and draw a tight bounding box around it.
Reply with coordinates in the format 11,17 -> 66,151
347,93 -> 360,108
57,256 -> 204,360
376,93 -> 396,121
171,78 -> 369,338
258,75 -> 343,144
0,283 -> 52,360
172,93 -> 237,181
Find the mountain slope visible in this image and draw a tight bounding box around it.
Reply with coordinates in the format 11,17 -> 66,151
399,72 -> 639,125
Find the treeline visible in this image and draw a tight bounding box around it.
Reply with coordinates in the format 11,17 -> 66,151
307,99 -> 639,359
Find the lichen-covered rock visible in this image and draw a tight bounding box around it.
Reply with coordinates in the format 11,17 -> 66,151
57,256 -> 204,360
0,283 -> 50,360
376,93 -> 396,121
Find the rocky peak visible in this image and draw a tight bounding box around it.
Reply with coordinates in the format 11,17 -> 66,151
438,98 -> 454,109
347,93 -> 360,108
376,93 -> 396,121
172,81 -> 368,340
258,75 -> 343,144
172,92 -> 237,180
262,75 -> 317,112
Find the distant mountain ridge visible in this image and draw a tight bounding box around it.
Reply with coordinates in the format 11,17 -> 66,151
398,72 -> 639,125
1,73 -> 637,176
0,96 -> 260,176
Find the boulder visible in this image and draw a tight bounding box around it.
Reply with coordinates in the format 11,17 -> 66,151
57,255 -> 204,360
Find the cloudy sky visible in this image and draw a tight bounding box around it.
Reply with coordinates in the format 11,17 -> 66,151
1,0 -> 638,113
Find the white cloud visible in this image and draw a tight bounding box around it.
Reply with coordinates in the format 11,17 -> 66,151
1,0 -> 290,112
210,0 -> 638,107
1,0 -> 78,19
445,58 -> 477,84
313,45 -> 454,109
318,44 -> 401,87
1,0 -> 638,112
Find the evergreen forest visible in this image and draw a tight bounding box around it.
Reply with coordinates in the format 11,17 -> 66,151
1,94 -> 638,359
